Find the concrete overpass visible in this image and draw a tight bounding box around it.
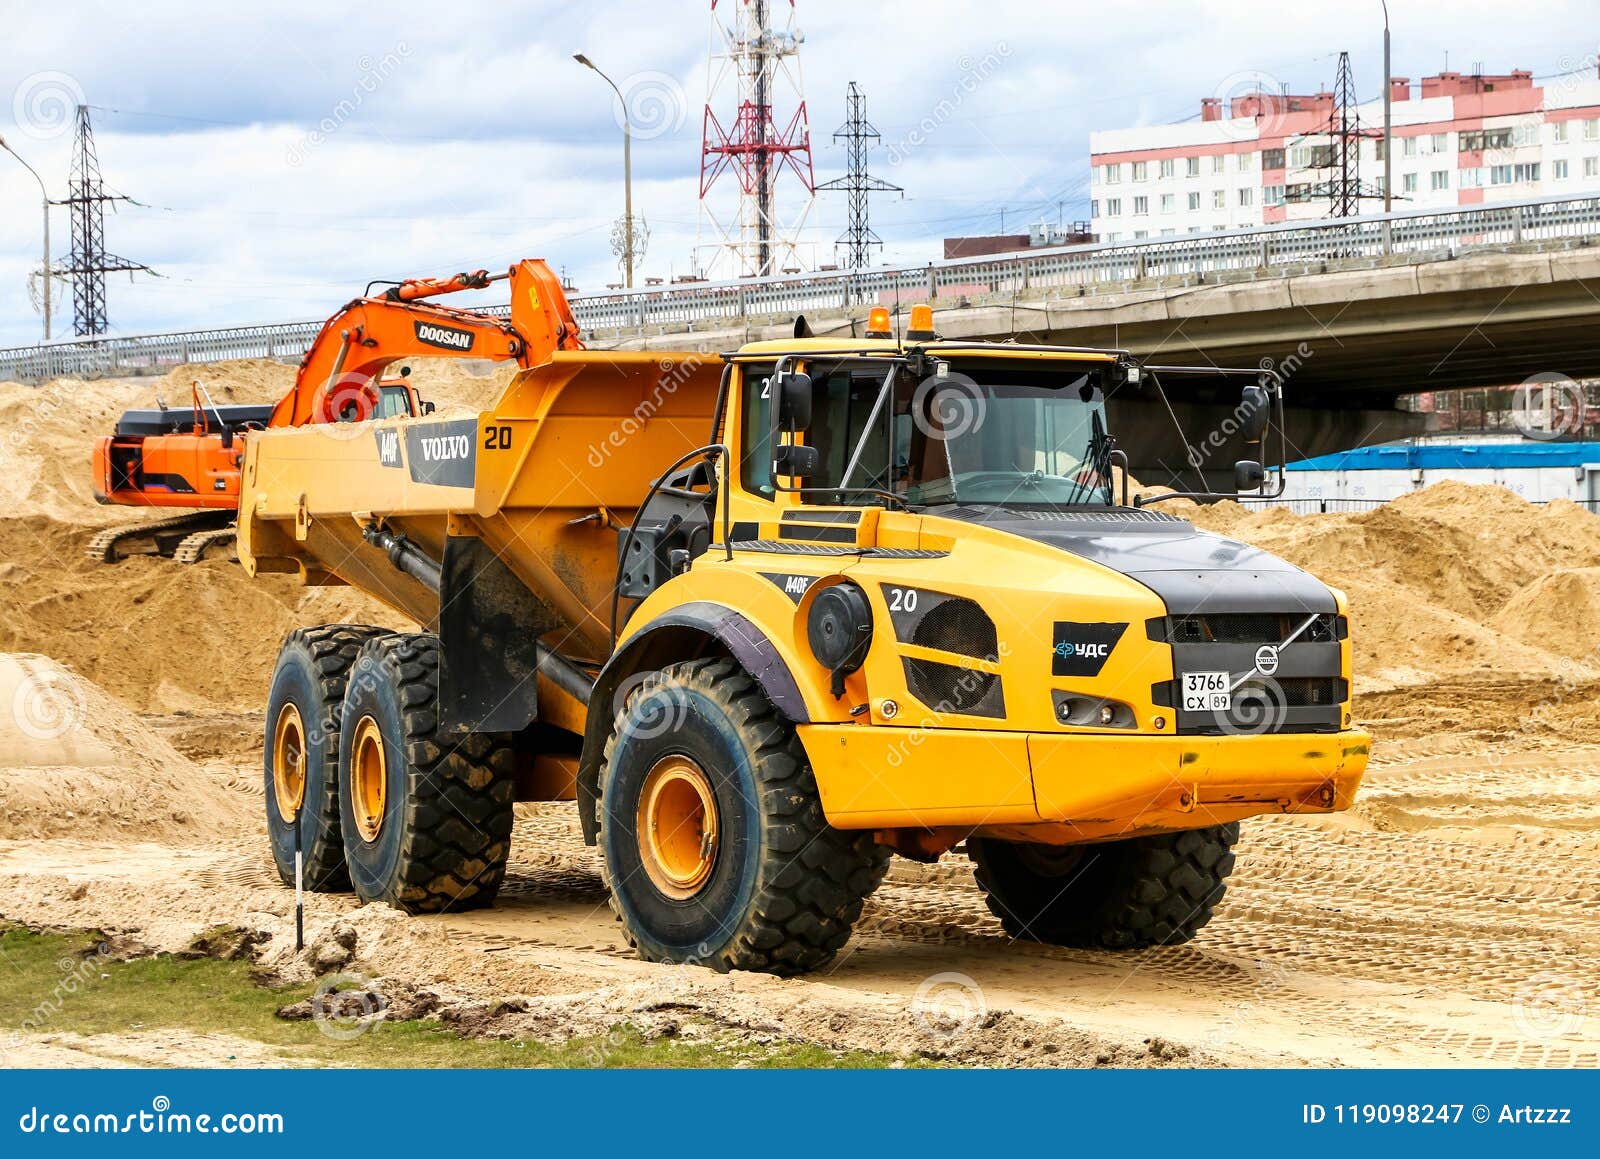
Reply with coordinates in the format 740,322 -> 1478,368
8,194 -> 1600,488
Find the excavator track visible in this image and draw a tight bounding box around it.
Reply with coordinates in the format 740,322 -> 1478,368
85,511 -> 233,564
171,524 -> 238,565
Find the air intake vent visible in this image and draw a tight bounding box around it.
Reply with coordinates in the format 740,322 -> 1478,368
902,658 -> 1006,718
1157,613 -> 1346,645
908,595 -> 999,661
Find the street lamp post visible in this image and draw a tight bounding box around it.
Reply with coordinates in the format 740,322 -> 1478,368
574,53 -> 635,290
1382,1 -> 1393,214
0,134 -> 52,341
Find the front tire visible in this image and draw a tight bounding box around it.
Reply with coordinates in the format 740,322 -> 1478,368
598,657 -> 888,975
337,633 -> 517,913
263,624 -> 393,891
969,824 -> 1240,949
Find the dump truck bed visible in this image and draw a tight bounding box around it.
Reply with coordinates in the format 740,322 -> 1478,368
239,350 -> 723,663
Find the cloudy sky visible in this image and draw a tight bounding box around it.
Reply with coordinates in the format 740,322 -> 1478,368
0,0 -> 1593,345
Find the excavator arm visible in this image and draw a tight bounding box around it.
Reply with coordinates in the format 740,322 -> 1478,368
268,258 -> 584,427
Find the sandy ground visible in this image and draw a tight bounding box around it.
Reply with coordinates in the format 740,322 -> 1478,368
0,361 -> 1597,1067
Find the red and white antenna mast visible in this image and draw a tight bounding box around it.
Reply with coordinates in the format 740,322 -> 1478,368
697,0 -> 815,279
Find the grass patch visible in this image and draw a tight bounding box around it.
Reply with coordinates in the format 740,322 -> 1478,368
0,926 -> 912,1068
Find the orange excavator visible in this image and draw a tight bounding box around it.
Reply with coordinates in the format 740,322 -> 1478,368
90,258 -> 583,563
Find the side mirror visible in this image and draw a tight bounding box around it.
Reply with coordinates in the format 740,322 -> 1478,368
421,400 -> 437,416
773,443 -> 820,479
1240,383 -> 1270,442
1234,459 -> 1265,493
777,371 -> 813,430
220,429 -> 234,450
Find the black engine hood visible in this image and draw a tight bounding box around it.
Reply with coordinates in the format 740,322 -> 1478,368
929,505 -> 1336,616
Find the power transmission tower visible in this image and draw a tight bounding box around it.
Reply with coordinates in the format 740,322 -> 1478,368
1303,52 -> 1384,217
816,82 -> 901,283
61,105 -> 151,335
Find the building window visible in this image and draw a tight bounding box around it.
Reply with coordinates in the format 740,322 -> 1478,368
1237,187 -> 1253,207
1490,164 -> 1513,185
1090,200 -> 1099,218
1212,189 -> 1227,209
1105,232 -> 1121,242
1554,159 -> 1570,180
1106,197 -> 1122,216
1237,152 -> 1254,171
1513,162 -> 1540,182
1103,163 -> 1121,184
1159,158 -> 1175,179
1291,143 -> 1335,168
1587,119 -> 1600,141
1402,172 -> 1419,193
1133,229 -> 1149,239
1554,121 -> 1569,143
1187,191 -> 1201,211
1459,167 -> 1486,188
1133,195 -> 1149,215
1459,128 -> 1514,151
1286,183 -> 1313,203
1264,184 -> 1286,206
1132,161 -> 1148,181
1402,136 -> 1418,158
1510,122 -> 1539,147
1262,147 -> 1285,170
1160,193 -> 1175,213
1432,133 -> 1447,153
1211,154 -> 1226,175
1587,157 -> 1600,178
1186,156 -> 1200,177
1160,228 -> 1176,236
1431,169 -> 1450,191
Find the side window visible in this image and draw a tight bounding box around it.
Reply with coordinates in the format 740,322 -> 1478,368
738,363 -> 777,496
378,387 -> 412,419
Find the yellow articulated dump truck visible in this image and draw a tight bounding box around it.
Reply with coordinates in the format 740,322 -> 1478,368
240,302 -> 1369,975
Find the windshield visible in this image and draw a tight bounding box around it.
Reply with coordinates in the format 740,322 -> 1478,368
785,360 -> 1114,508
377,385 -> 414,419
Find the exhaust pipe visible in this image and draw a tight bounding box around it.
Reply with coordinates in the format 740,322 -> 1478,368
362,522 -> 593,705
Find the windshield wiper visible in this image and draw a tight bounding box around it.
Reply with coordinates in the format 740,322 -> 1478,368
1059,411 -> 1112,508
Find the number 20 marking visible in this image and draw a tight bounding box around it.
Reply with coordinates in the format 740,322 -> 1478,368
887,587 -> 919,613
483,425 -> 512,450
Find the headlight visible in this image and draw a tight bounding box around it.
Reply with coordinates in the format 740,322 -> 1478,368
807,582 -> 873,696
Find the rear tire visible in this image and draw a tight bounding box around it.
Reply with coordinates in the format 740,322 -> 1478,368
337,633 -> 517,913
969,824 -> 1240,949
263,624 -> 393,891
598,657 -> 889,975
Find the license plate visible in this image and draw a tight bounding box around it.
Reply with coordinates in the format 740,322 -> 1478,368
1182,671 -> 1231,712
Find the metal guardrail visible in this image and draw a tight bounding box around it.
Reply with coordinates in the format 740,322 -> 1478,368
1239,496 -> 1600,515
6,193 -> 1600,384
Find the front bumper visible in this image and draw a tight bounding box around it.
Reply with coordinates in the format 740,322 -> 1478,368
799,724 -> 1370,839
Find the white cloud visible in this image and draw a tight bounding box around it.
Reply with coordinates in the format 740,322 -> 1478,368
1,0 -> 1594,344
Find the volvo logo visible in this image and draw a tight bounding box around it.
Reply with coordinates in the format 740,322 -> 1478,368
1254,644 -> 1280,676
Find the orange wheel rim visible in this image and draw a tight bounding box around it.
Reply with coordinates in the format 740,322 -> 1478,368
636,755 -> 720,899
349,715 -> 388,843
270,702 -> 307,824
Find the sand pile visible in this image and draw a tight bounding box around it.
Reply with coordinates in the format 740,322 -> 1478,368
1179,482 -> 1600,689
0,653 -> 248,840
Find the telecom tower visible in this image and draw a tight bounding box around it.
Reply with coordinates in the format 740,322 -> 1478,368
62,105 -> 151,335
698,0 -> 815,278
816,82 -> 901,283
